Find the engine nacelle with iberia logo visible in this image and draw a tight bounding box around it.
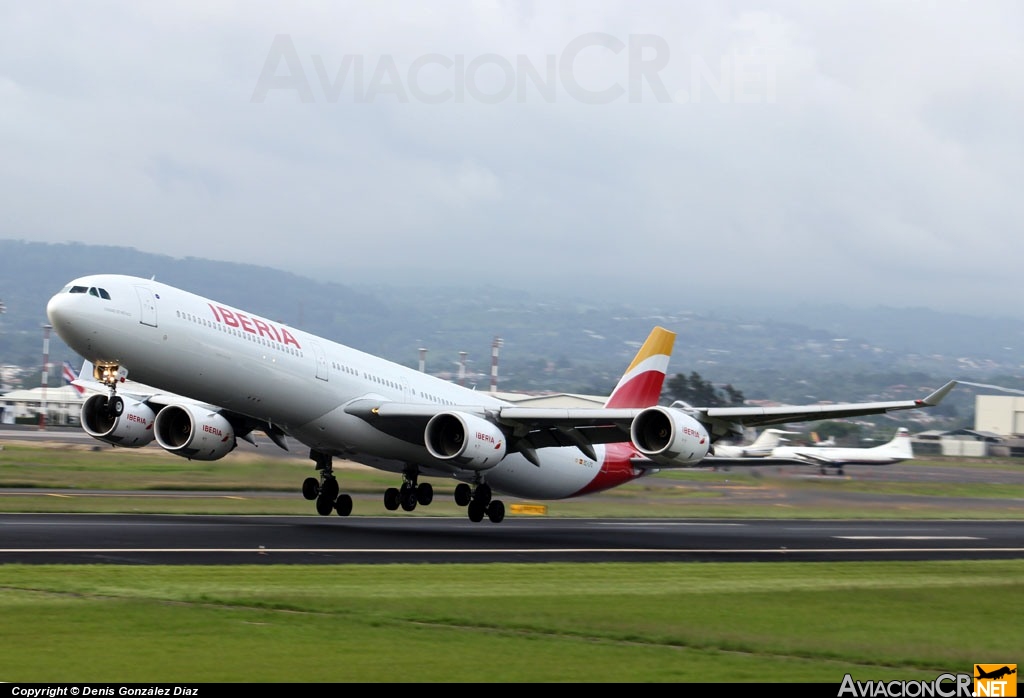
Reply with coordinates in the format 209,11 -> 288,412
153,403 -> 236,461
424,411 -> 508,470
80,393 -> 156,448
630,406 -> 711,466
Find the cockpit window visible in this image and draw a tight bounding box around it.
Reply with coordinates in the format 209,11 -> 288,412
84,287 -> 111,299
69,286 -> 87,294
98,288 -> 111,299
88,287 -> 99,297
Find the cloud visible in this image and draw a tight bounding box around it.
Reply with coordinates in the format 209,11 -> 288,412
1,1 -> 1021,316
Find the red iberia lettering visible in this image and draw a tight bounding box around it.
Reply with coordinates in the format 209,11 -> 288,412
209,304 -> 302,349
203,424 -> 222,436
253,318 -> 273,340
476,432 -> 495,443
281,328 -> 300,349
220,308 -> 239,328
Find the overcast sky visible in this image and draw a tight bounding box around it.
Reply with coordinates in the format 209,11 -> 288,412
2,2 -> 1021,316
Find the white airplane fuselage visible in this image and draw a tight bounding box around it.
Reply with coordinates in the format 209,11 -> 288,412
771,430 -> 913,466
46,274 -> 639,501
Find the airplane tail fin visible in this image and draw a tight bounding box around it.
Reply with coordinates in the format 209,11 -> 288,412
63,361 -> 88,396
751,428 -> 798,451
885,427 -> 913,459
604,327 -> 675,408
811,431 -> 836,446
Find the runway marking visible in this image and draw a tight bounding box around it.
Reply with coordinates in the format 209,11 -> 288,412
597,522 -> 746,527
834,536 -> 984,540
2,547 -> 1023,554
0,492 -> 258,499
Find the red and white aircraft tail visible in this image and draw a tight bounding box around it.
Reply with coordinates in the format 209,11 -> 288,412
604,327 -> 675,408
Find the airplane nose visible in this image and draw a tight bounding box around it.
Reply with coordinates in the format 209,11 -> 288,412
46,292 -> 68,327
46,291 -> 83,341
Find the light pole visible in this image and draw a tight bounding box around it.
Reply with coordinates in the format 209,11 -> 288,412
40,323 -> 51,430
490,337 -> 503,394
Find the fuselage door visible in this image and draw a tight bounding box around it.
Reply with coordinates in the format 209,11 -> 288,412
310,341 -> 328,382
134,286 -> 158,327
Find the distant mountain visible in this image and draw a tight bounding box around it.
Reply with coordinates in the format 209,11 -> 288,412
1,239 -> 1019,426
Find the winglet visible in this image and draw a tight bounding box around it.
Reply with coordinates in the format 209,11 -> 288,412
918,380 -> 957,406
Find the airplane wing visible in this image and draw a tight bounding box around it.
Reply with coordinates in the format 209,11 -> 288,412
499,382 -> 956,450
346,381 -> 957,462
628,453 -> 819,470
344,400 -> 641,461
765,451 -> 834,466
690,381 -> 957,434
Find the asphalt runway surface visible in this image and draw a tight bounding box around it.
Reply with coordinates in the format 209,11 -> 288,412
2,513 -> 1023,564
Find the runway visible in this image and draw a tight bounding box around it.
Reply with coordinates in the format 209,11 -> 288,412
2,513 -> 1023,564
3,426 -> 1023,565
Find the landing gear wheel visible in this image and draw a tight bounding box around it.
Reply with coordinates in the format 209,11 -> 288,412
384,487 -> 400,511
473,483 -> 492,507
468,500 -> 486,523
334,494 -> 353,517
486,500 -> 505,524
320,477 -> 339,502
302,477 -> 320,501
400,486 -> 418,512
416,482 -> 433,506
315,496 -> 334,516
454,483 -> 472,507
110,396 -> 124,416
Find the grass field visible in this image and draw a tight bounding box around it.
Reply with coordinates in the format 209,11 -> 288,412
2,561 -> 1021,683
1,439 -> 1022,683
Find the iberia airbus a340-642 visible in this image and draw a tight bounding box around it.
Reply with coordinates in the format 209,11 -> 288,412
45,275 -> 956,523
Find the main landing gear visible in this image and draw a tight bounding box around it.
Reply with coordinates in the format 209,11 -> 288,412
381,470 -> 504,523
299,452 -> 505,524
454,482 -> 505,524
383,470 -> 434,513
302,450 -> 353,517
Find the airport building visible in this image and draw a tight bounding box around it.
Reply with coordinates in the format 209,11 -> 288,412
974,395 -> 1024,437
0,385 -> 83,426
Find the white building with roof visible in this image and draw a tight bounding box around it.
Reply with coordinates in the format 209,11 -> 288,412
0,385 -> 85,425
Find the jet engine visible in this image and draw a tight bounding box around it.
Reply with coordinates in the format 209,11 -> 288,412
153,404 -> 236,461
630,406 -> 711,466
424,411 -> 507,470
80,394 -> 156,448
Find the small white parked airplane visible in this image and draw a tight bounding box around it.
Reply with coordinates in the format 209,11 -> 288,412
767,427 -> 915,475
708,428 -> 798,458
46,275 -> 956,523
704,427 -> 916,475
